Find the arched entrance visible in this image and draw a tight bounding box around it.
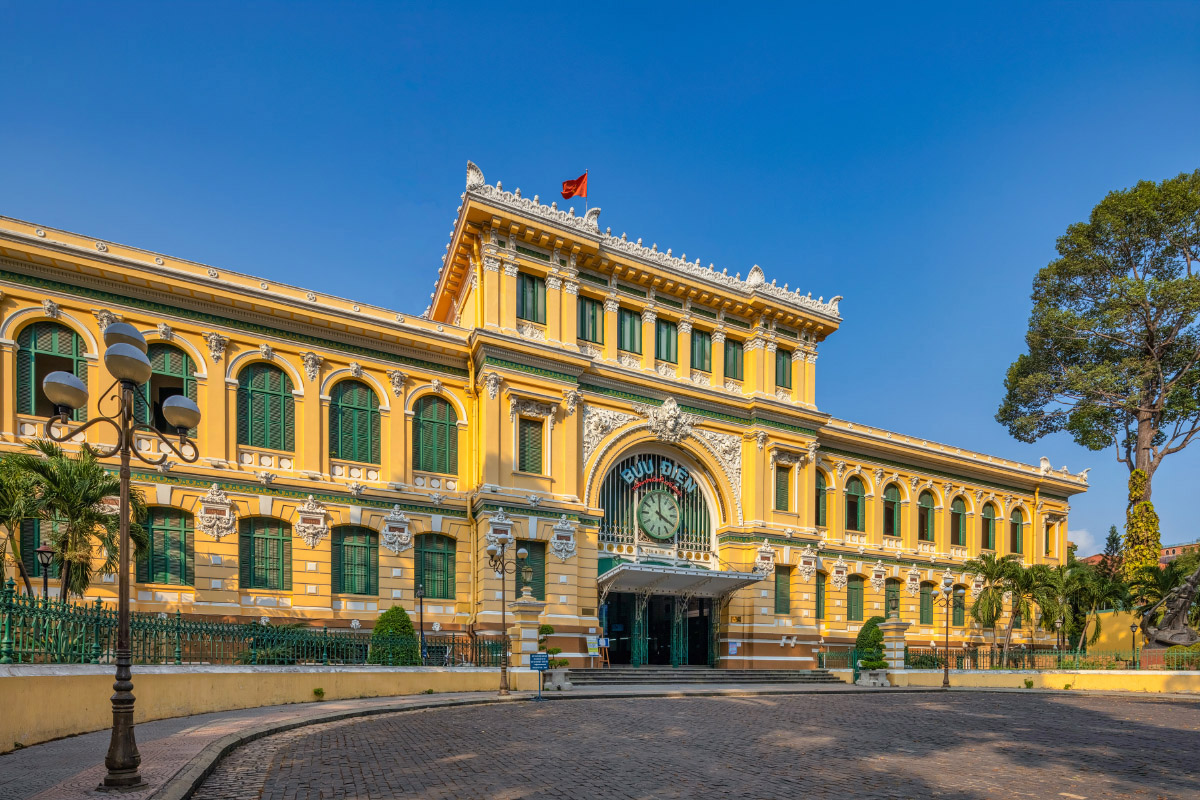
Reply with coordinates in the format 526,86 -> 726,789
594,447 -> 760,668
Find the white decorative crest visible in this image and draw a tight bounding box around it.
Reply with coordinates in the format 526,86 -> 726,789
350,619 -> 361,630
256,471 -> 276,486
581,405 -> 637,464
551,515 -> 577,561
381,505 -> 412,554
349,362 -> 363,379
526,494 -> 541,507
42,299 -> 60,318
510,396 -> 557,430
348,482 -> 366,497
294,495 -> 329,548
428,493 -> 446,506
754,539 -> 776,577
482,371 -> 502,400
300,351 -> 321,382
798,544 -> 817,582
486,506 -> 514,548
386,369 -> 406,396
156,322 -> 173,340
259,342 -> 273,360
202,332 -> 228,363
830,556 -> 849,590
906,568 -> 921,595
563,389 -> 582,415
755,431 -> 768,451
198,483 -> 237,541
430,379 -> 444,394
93,308 -> 121,333
634,397 -> 693,444
870,560 -> 887,593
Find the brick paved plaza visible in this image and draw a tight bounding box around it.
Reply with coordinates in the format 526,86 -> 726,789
193,692 -> 1200,800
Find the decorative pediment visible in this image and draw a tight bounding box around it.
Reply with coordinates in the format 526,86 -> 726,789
295,496 -> 329,548
798,544 -> 817,582
551,515 -> 577,561
906,568 -> 921,595
381,505 -> 412,554
486,506 -> 514,548
198,483 -> 237,541
510,396 -> 558,430
830,556 -> 849,589
633,397 -> 694,444
754,539 -> 776,577
870,560 -> 887,593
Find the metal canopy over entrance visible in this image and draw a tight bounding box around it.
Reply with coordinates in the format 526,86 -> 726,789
598,563 -> 764,668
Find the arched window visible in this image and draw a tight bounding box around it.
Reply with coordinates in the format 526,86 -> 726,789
137,508 -> 193,586
847,575 -> 864,621
238,517 -> 292,591
883,484 -> 902,537
815,571 -> 827,620
412,396 -> 458,474
919,582 -> 934,625
950,497 -> 966,547
517,540 -> 546,600
981,503 -> 997,551
332,526 -> 378,595
20,518 -> 62,579
329,380 -> 381,464
415,533 -> 456,600
815,471 -> 828,527
885,578 -> 902,615
1010,508 -> 1025,554
953,585 -> 966,626
16,322 -> 88,420
136,344 -> 197,435
236,364 -> 295,451
844,477 -> 865,532
918,491 -> 935,541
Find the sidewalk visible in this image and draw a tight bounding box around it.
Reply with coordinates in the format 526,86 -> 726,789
0,682 -> 896,800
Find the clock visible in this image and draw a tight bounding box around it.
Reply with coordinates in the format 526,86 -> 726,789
637,490 -> 681,540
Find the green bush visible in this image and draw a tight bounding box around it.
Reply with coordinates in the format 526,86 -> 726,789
856,616 -> 888,670
908,653 -> 940,669
538,623 -> 569,668
1165,644 -> 1200,670
367,606 -> 420,666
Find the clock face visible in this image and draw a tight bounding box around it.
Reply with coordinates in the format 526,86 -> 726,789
637,490 -> 681,540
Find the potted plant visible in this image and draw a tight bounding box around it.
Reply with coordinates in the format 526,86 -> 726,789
538,624 -> 573,690
855,616 -> 891,686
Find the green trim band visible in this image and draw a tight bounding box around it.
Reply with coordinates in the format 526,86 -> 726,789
476,503 -> 600,526
0,266 -> 469,378
716,533 -> 987,572
482,356 -> 578,384
579,381 -> 818,434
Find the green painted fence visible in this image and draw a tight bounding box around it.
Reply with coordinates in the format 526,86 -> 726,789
0,579 -> 504,667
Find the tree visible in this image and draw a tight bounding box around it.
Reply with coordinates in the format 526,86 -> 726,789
1129,561 -> 1190,618
6,440 -> 147,599
1100,525 -> 1124,581
1123,469 -> 1162,581
998,562 -> 1054,665
963,552 -> 1018,645
996,170 -> 1200,508
1068,566 -> 1128,651
367,605 -> 419,665
0,456 -> 37,595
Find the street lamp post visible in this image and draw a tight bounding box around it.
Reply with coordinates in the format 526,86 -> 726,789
486,534 -> 529,697
416,583 -> 425,664
1055,618 -> 1063,668
930,574 -> 965,689
35,544 -> 53,599
40,321 -> 201,791
1130,622 -> 1140,669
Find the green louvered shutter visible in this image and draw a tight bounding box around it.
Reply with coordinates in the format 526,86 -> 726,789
775,466 -> 790,511
367,533 -> 378,596
920,584 -> 933,624
280,527 -> 292,591
331,531 -> 344,593
15,327 -> 34,414
369,396 -> 381,464
775,567 -> 791,615
239,520 -> 253,589
816,572 -> 826,619
724,340 -> 743,380
848,576 -> 863,621
815,472 -> 827,527
20,519 -> 37,578
517,541 -> 546,600
183,512 -> 194,585
518,418 -> 542,474
446,413 -> 458,474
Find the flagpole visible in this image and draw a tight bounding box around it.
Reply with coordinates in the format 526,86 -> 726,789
584,169 -> 588,212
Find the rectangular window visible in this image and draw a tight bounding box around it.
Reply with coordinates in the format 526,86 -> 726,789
815,572 -> 826,620
333,530 -> 378,596
953,594 -> 965,626
239,519 -> 291,591
137,509 -> 193,586
577,296 -> 604,344
517,417 -> 543,474
1044,523 -> 1052,556
690,329 -> 712,372
774,567 -> 792,615
517,540 -> 546,600
920,587 -> 933,625
918,506 -> 933,541
724,339 -> 744,380
517,273 -> 546,324
416,536 -> 456,600
776,348 -> 792,389
654,319 -> 677,363
20,519 -> 61,579
775,465 -> 791,512
617,308 -> 642,353
883,500 -> 898,537
1011,522 -> 1023,554
847,577 -> 864,621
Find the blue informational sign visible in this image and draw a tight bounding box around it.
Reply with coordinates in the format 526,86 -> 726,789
529,653 -> 550,671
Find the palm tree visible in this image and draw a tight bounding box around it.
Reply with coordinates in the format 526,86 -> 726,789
1129,561 -> 1189,619
962,553 -> 1017,646
0,455 -> 37,595
1070,567 -> 1128,652
999,561 -> 1052,665
7,440 -> 148,599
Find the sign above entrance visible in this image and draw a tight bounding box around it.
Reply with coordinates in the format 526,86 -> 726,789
620,457 -> 698,496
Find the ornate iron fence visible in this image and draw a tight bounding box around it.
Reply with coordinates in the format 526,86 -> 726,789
903,646 -> 1198,671
0,579 -> 505,667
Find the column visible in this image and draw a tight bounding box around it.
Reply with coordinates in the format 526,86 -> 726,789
790,348 -> 805,403
678,318 -> 693,379
545,273 -> 562,344
803,350 -> 818,407
561,279 -> 579,350
711,329 -> 727,388
879,616 -> 912,674
500,260 -> 519,332
481,254 -> 502,329
801,446 -> 818,530
602,295 -> 619,362
640,306 -> 656,370
765,341 -> 778,397
743,337 -> 766,395
507,585 -> 547,670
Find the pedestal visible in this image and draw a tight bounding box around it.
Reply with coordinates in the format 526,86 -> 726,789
507,586 -> 546,669
879,617 -> 911,672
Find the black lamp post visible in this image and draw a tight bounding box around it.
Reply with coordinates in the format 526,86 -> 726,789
40,321 -> 201,791
486,534 -> 529,697
35,544 -> 54,599
1055,618 -> 1063,668
416,582 -> 426,664
930,575 -> 965,689
1130,622 -> 1140,668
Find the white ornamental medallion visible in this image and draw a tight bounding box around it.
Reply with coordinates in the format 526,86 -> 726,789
295,495 -> 330,548
551,515 -> 577,561
798,544 -> 817,582
198,483 -> 237,541
381,504 -> 412,554
830,556 -> 849,590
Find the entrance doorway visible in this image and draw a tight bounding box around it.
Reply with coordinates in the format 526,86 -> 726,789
602,592 -> 711,666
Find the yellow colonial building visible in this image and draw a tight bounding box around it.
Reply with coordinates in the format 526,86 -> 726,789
0,161 -> 1088,668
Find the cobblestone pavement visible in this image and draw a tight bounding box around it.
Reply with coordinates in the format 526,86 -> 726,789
194,693 -> 1200,800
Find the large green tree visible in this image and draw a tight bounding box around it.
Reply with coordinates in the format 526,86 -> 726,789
997,170 -> 1200,503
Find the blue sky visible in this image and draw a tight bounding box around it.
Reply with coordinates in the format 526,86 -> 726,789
4,2 -> 1199,554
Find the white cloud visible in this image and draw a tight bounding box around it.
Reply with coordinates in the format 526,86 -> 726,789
1068,528 -> 1097,556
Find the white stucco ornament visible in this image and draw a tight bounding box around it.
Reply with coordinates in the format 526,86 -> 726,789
830,556 -> 849,590
870,560 -> 887,593
551,515 -> 577,561
381,505 -> 412,554
906,568 -> 921,596
754,539 -> 776,577
197,483 -> 237,541
798,544 -> 817,582
636,397 -> 694,444
295,495 -> 330,548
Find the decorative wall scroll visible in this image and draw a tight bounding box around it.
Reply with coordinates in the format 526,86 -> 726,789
381,505 -> 412,554
870,560 -> 887,593
295,496 -> 330,548
830,556 -> 849,589
754,539 -> 776,576
551,515 -> 577,561
798,544 -> 817,582
906,568 -> 921,595
198,483 -> 237,541
486,506 -> 514,548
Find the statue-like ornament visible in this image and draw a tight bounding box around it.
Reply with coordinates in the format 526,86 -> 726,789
197,483 -> 237,541
381,505 -> 412,554
754,539 -> 776,577
1140,564 -> 1200,649
830,556 -> 849,589
635,396 -> 694,444
798,544 -> 817,581
294,495 -> 330,548
551,515 -> 577,561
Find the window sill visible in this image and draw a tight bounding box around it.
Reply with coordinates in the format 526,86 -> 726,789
331,461 -> 382,482
237,446 -> 296,472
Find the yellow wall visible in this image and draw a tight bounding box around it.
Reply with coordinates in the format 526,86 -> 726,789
0,667 -> 537,753
890,669 -> 1200,693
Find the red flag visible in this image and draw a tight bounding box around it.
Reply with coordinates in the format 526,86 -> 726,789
561,171 -> 588,199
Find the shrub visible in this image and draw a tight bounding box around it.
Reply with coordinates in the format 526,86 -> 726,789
367,606 -> 420,666
908,653 -> 940,669
1165,644 -> 1200,670
1024,678 -> 1034,688
313,687 -> 325,700
856,616 -> 888,670
538,624 -> 570,668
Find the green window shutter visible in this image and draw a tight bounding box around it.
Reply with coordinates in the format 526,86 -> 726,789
414,397 -> 457,474
690,329 -> 711,371
920,585 -> 933,624
281,527 -> 292,591
236,384 -> 251,445
517,273 -> 546,324
774,567 -> 791,615
239,520 -> 253,589
577,297 -> 603,343
21,519 -> 38,578
724,340 -> 743,380
446,417 -> 458,475
655,319 -> 677,363
518,418 -> 543,474
848,576 -> 863,621
815,472 -> 827,527
367,532 -> 378,596
618,308 -> 641,353
775,465 -> 791,511
1011,511 -> 1024,553
953,594 -> 965,626
518,541 -> 546,600
815,572 -> 826,619
845,478 -> 864,532
282,392 -> 295,451
885,581 -> 900,613
15,327 -> 34,415
776,349 -> 792,389
183,512 -> 194,586
332,530 -> 344,593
